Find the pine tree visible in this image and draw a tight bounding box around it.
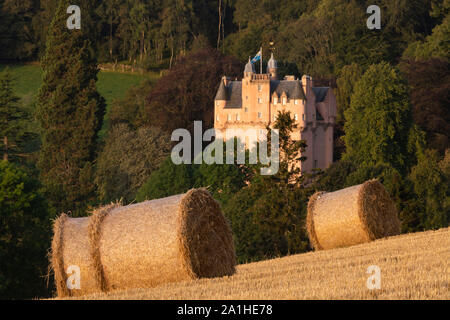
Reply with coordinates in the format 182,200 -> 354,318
0,68 -> 21,162
36,0 -> 106,215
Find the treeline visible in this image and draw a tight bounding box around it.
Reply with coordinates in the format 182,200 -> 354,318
0,0 -> 226,67
1,1 -> 447,72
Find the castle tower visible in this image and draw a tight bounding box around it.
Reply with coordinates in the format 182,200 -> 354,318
267,53 -> 278,80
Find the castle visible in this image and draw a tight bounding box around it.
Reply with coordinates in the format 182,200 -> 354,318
214,53 -> 337,173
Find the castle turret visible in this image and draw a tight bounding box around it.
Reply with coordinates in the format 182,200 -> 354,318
267,53 -> 278,80
244,57 -> 255,78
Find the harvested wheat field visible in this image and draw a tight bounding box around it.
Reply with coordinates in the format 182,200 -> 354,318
57,227 -> 450,300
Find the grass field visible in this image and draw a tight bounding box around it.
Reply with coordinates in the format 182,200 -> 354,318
58,227 -> 449,300
0,63 -> 159,137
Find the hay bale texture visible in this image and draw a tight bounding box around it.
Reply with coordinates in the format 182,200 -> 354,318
51,189 -> 236,297
307,180 -> 400,251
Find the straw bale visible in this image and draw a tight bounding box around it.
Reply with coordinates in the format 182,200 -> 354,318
307,180 -> 400,250
51,189 -> 236,297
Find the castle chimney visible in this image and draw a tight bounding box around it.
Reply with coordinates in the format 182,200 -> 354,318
302,75 -> 313,92
222,76 -> 229,86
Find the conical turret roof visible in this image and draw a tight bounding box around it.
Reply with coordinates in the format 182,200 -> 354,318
244,57 -> 255,73
215,79 -> 228,100
268,53 -> 277,69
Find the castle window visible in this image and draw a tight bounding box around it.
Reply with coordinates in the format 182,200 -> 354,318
314,160 -> 318,168
294,114 -> 298,121
282,97 -> 287,105
258,98 -> 262,104
258,84 -> 262,92
245,107 -> 248,112
295,100 -> 299,105
274,98 -> 278,105
216,114 -> 219,121
258,112 -> 262,119
227,114 -> 231,121
236,114 -> 240,121
302,114 -> 305,121
246,96 -> 248,100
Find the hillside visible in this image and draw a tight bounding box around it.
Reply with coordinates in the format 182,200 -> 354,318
0,63 -> 159,137
59,227 -> 450,300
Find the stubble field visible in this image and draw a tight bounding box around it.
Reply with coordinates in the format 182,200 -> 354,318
58,227 -> 449,300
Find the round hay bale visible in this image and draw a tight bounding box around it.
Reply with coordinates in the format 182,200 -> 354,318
306,180 -> 400,251
50,189 -> 236,297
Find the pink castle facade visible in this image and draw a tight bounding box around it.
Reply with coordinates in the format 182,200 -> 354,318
214,54 -> 337,173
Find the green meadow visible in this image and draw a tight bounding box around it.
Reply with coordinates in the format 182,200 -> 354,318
0,63 -> 159,138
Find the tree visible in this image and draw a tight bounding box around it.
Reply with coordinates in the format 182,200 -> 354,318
136,139 -> 249,206
276,0 -> 389,78
36,0 -> 106,215
312,159 -> 357,192
336,63 -> 363,125
0,0 -> 40,60
108,79 -> 153,130
0,160 -> 51,299
95,124 -> 171,203
223,111 -> 310,263
136,157 -> 195,202
403,7 -> 450,61
400,58 -> 450,155
343,62 -> 415,174
406,149 -> 449,230
334,63 -> 363,159
144,48 -> 242,134
0,69 -> 21,162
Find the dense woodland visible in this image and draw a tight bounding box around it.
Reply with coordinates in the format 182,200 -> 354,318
0,0 -> 449,299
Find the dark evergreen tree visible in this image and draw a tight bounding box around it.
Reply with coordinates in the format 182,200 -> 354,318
0,160 -> 51,299
0,69 -> 21,162
36,0 -> 106,215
